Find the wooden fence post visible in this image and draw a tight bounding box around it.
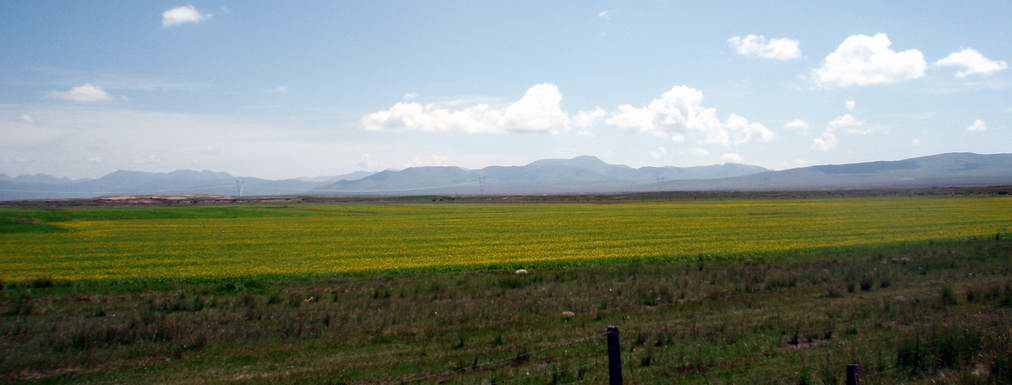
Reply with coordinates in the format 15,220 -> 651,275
607,326 -> 623,385
846,364 -> 862,385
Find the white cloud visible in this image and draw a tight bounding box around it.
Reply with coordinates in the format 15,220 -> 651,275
162,5 -> 208,27
402,92 -> 418,100
649,146 -> 668,160
605,85 -> 773,146
814,33 -> 926,87
966,119 -> 987,132
811,112 -> 869,151
829,113 -> 869,135
727,34 -> 801,61
846,100 -> 856,111
47,84 -> 114,103
272,86 -> 289,95
911,138 -> 921,146
572,107 -> 606,130
935,48 -> 1008,78
597,10 -> 612,20
783,119 -> 809,132
363,83 -> 577,134
720,152 -> 744,163
812,131 -> 838,151
17,114 -> 35,124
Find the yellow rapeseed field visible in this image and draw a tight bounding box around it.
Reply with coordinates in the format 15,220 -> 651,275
1,197 -> 1010,282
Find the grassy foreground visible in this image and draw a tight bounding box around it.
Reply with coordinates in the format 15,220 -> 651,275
1,197 -> 1011,282
1,237 -> 1010,384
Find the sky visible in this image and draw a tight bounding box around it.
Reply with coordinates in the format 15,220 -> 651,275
1,1 -> 1010,179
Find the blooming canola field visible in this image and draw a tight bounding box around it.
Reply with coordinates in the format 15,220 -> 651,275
1,197 -> 1010,282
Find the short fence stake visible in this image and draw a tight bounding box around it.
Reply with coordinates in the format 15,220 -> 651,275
607,326 -> 623,385
846,364 -> 862,385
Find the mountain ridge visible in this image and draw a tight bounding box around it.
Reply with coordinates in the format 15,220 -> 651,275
1,152 -> 1010,200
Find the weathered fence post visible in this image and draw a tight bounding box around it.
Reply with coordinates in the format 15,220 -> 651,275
846,364 -> 862,385
607,325 -> 623,385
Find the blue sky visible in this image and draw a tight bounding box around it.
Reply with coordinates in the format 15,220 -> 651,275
1,1 -> 1009,179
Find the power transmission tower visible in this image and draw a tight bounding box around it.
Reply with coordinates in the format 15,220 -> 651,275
235,179 -> 245,197
655,176 -> 665,193
477,176 -> 486,196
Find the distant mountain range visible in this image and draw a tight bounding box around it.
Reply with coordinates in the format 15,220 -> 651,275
0,170 -> 373,200
652,152 -> 1012,191
1,152 -> 1010,201
315,155 -> 768,195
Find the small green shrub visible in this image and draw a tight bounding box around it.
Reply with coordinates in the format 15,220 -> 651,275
797,367 -> 813,385
941,286 -> 959,306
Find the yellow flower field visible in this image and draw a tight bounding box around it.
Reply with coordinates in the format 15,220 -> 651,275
1,197 -> 1010,282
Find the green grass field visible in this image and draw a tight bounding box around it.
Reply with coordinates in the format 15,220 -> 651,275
1,197 -> 1011,283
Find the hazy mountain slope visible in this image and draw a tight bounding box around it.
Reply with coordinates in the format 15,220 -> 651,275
2,153 -> 1009,200
316,156 -> 768,194
653,152 -> 1012,191
295,171 -> 374,183
0,170 -> 326,200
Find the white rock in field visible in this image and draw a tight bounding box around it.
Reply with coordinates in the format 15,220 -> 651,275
514,269 -> 529,275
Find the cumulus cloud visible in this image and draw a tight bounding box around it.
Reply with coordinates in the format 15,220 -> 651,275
605,85 -> 773,146
812,131 -> 838,151
363,83 -> 579,134
162,5 -> 208,27
783,119 -> 809,133
720,152 -> 744,163
846,100 -> 856,111
47,84 -> 114,103
814,33 -> 926,87
17,114 -> 35,124
966,119 -> 987,132
829,113 -> 869,135
272,86 -> 289,95
936,48 -> 1008,78
811,112 -> 869,151
572,107 -> 606,130
597,10 -> 612,20
727,34 -> 801,61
